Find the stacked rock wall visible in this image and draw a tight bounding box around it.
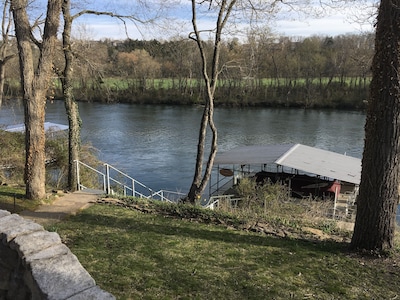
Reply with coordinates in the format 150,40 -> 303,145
0,210 -> 114,300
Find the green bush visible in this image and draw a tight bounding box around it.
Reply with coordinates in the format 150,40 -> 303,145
234,177 -> 290,216
0,130 -> 25,184
45,135 -> 69,188
0,129 -> 100,190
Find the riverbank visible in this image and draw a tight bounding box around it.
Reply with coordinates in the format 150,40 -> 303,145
3,77 -> 369,110
59,81 -> 368,110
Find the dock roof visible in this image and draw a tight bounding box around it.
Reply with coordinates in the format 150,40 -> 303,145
3,122 -> 68,133
214,144 -> 361,184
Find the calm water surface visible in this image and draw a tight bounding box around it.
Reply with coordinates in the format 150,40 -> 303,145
0,101 -> 366,193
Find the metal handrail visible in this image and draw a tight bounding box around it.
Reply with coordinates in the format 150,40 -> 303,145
75,160 -> 106,192
75,160 -> 185,202
151,190 -> 186,203
210,177 -> 235,196
106,163 -> 155,193
204,194 -> 241,209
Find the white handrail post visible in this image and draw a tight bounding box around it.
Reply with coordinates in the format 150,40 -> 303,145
132,179 -> 135,197
75,160 -> 81,191
333,186 -> 338,219
105,164 -> 110,194
102,173 -> 106,193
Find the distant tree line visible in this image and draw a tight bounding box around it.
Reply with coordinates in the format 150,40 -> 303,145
4,33 -> 374,109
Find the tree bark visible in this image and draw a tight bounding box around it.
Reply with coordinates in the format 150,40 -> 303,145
11,0 -> 62,199
350,0 -> 400,251
61,0 -> 81,191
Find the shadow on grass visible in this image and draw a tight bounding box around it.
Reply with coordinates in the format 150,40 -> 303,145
55,206 -> 400,299
50,206 -> 400,299
0,190 -> 27,213
0,190 -> 25,199
56,207 -> 367,299
66,207 -> 348,255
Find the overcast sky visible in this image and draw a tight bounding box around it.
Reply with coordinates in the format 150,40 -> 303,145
70,1 -> 376,41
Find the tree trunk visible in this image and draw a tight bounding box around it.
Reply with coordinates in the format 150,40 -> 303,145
62,0 -> 81,191
187,95 -> 217,203
64,91 -> 81,191
11,0 -> 62,200
187,103 -> 209,202
350,0 -> 400,251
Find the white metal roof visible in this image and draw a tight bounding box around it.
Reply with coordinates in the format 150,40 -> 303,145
214,144 -> 296,165
4,122 -> 68,133
214,143 -> 361,184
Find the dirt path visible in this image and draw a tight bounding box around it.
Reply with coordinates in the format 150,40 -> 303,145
19,191 -> 100,226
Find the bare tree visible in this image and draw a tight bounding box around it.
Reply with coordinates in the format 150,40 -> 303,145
59,0 -> 159,191
184,0 -> 238,204
351,0 -> 400,251
11,0 -> 62,199
184,0 -> 285,203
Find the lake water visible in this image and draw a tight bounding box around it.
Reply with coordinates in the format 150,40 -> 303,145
0,101 -> 366,194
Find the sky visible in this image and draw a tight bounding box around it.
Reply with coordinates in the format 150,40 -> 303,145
70,1 -> 376,41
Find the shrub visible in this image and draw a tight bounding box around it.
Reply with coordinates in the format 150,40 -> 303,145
0,129 -> 100,190
0,130 -> 25,184
234,177 -> 290,217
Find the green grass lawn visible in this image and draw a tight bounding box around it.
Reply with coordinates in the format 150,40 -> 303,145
49,203 -> 400,300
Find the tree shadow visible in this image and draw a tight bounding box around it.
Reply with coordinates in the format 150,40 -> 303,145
60,209 -> 362,299
0,190 -> 26,213
66,209 -> 348,255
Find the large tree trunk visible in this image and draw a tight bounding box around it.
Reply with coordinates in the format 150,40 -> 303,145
11,0 -> 62,199
62,0 -> 81,191
64,92 -> 81,191
350,0 -> 400,251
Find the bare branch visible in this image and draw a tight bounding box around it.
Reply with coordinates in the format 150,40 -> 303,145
1,53 -> 15,63
72,10 -> 151,23
69,8 -> 155,40
30,15 -> 44,48
188,29 -> 214,42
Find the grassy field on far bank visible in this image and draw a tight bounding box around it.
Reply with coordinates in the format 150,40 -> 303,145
4,75 -> 368,108
49,201 -> 400,300
99,76 -> 370,90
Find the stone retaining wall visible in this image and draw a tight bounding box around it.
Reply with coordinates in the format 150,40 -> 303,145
0,210 -> 115,300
